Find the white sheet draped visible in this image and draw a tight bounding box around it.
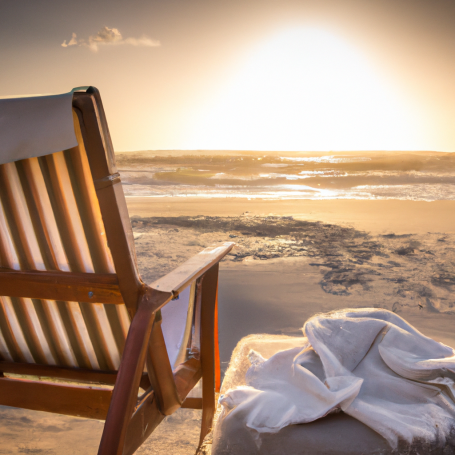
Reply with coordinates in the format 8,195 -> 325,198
219,309 -> 455,449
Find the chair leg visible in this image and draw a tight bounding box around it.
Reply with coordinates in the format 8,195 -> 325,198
198,264 -> 219,447
98,289 -> 169,455
146,315 -> 181,415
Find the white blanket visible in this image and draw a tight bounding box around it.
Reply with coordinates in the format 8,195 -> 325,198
219,309 -> 455,449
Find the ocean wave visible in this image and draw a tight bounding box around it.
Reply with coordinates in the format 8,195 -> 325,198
122,181 -> 455,201
282,155 -> 372,163
353,184 -> 455,201
118,150 -> 455,201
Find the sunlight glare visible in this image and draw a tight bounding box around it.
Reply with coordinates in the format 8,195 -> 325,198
186,28 -> 427,151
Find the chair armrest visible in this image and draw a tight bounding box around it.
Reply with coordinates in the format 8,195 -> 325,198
149,242 -> 234,297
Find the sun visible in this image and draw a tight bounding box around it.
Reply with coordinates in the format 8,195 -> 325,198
185,27 -> 427,151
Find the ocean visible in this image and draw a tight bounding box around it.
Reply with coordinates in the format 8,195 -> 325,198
116,150 -> 455,201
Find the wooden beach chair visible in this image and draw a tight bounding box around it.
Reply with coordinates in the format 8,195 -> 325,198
0,86 -> 233,454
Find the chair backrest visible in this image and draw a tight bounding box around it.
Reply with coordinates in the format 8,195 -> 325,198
0,88 -> 142,372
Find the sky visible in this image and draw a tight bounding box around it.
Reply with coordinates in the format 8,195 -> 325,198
1,0 -> 454,152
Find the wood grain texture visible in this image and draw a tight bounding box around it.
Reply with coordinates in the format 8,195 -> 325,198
98,288 -> 171,455
0,88 -> 228,455
150,242 -> 233,296
0,361 -> 118,384
73,92 -> 143,317
0,268 -> 123,304
199,264 -> 219,446
174,358 -> 202,400
0,376 -> 112,420
146,318 -> 181,416
181,397 -> 203,409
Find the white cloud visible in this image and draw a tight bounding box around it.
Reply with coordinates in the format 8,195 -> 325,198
124,36 -> 161,47
61,32 -> 78,48
61,26 -> 161,52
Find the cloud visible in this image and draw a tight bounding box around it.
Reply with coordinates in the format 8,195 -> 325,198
61,26 -> 161,51
61,32 -> 78,48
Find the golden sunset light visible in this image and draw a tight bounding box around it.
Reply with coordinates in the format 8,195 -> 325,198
186,27 -> 428,151
1,1 -> 455,454
1,1 -> 455,152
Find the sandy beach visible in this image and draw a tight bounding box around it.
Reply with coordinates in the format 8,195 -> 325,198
126,197 -> 455,235
126,198 -> 455,362
4,0 -> 455,448
2,197 -> 455,454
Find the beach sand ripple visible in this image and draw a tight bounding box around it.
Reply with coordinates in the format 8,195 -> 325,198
132,215 -> 455,315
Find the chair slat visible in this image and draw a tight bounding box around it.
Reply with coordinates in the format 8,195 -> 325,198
69,117 -> 131,356
19,158 -> 70,271
0,329 -> 13,361
0,157 -> 100,368
48,151 -> 121,369
67,113 -> 115,274
0,360 -> 119,384
42,152 -> 94,273
65,301 -> 100,369
0,163 -> 45,271
0,296 -> 34,363
0,269 -> 123,304
0,113 -> 129,372
16,297 -> 56,365
0,377 -> 112,420
37,299 -> 78,367
0,198 -> 20,272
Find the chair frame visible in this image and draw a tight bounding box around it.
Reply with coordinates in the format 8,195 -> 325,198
0,87 -> 233,455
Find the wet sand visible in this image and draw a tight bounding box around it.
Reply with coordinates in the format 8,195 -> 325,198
218,259 -> 455,367
2,197 -> 455,454
126,197 -> 455,235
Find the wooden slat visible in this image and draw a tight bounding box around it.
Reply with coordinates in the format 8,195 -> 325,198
0,376 -> 112,420
0,361 -> 118,385
15,159 -> 63,271
173,357 -> 202,401
0,361 -> 151,390
181,397 -> 203,409
73,91 -> 143,318
214,284 -> 221,392
146,317 -> 181,416
199,264 -> 219,446
0,163 -> 42,271
150,243 -> 234,296
0,268 -> 123,304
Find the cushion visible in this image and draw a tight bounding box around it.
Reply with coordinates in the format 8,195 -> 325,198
210,322 -> 455,455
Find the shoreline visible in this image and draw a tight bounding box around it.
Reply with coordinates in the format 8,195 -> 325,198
125,197 -> 455,235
